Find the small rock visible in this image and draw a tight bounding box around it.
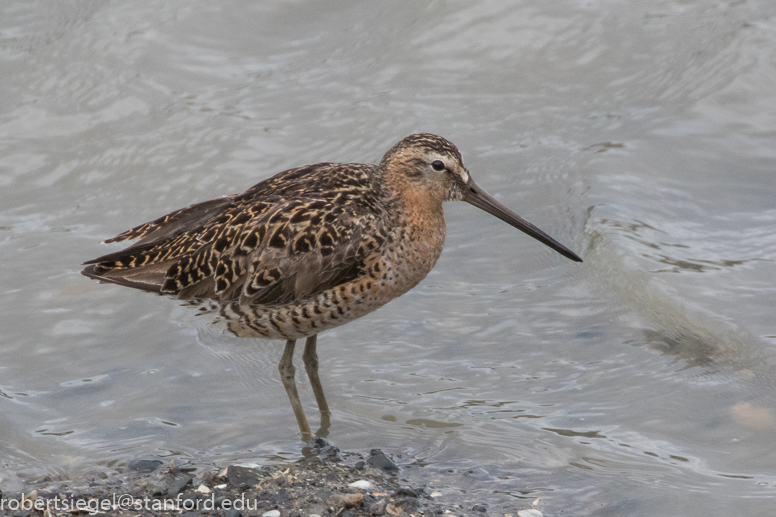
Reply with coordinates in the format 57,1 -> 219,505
224,510 -> 242,517
166,475 -> 192,496
471,504 -> 487,512
262,510 -> 281,517
227,465 -> 263,487
309,514 -> 322,517
309,437 -> 344,461
196,484 -> 212,494
518,510 -> 544,517
348,480 -> 372,489
326,493 -> 363,509
367,449 -> 398,472
430,491 -> 443,498
127,457 -> 164,473
395,487 -> 417,498
369,498 -> 389,516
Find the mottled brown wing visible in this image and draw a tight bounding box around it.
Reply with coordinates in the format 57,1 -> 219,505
102,197 -> 234,246
81,196 -> 238,293
82,199 -> 387,304
82,162 -> 386,302
164,196 -> 387,305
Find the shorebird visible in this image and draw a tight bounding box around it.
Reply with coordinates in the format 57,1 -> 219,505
82,133 -> 582,437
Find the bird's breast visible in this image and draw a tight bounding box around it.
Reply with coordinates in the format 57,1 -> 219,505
376,210 -> 447,299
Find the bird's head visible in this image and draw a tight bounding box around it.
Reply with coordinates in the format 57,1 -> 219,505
381,133 -> 582,262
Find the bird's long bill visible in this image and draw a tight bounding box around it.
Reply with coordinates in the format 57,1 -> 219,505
463,180 -> 583,262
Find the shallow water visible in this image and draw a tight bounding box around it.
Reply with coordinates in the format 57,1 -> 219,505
1,0 -> 775,514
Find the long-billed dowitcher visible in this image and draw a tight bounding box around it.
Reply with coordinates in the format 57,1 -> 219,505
82,133 -> 582,437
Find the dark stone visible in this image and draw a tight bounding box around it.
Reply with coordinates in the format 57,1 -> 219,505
306,437 -> 343,462
472,504 -> 488,512
367,449 -> 398,472
395,487 -> 417,498
127,457 -> 164,473
223,510 -> 241,517
166,474 -> 193,496
226,465 -> 262,488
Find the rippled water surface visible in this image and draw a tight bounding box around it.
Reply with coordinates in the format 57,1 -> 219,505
2,1 -> 775,515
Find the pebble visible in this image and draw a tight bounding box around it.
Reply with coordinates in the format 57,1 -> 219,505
227,465 -> 263,487
326,493 -> 363,509
262,510 -> 281,517
518,510 -> 544,517
196,484 -> 212,494
348,480 -> 373,489
367,449 -> 398,472
166,475 -> 192,496
395,487 -> 417,498
430,491 -> 443,498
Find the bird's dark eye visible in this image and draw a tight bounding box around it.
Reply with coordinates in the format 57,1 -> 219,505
431,160 -> 445,171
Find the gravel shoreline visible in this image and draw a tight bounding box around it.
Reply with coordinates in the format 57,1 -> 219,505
0,439 -> 539,517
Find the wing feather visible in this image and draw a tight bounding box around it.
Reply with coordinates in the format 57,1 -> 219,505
82,162 -> 388,306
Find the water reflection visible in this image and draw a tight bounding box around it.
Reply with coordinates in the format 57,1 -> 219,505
198,302 -> 331,441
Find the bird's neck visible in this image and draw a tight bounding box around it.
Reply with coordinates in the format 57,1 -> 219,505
378,179 -> 446,286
